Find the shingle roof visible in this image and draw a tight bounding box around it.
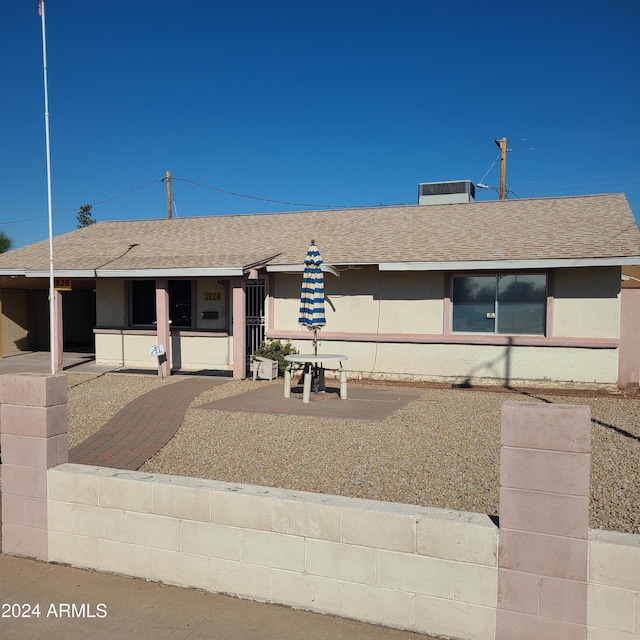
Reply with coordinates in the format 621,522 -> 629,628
1,193 -> 639,275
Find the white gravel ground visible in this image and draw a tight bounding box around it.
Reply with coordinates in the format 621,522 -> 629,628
3,373 -> 639,535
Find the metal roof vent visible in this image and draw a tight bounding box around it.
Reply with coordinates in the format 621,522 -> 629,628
418,180 -> 475,205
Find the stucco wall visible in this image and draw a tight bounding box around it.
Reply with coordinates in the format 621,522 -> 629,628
1,289 -> 31,353
270,266 -> 622,385
287,340 -> 619,385
553,267 -> 620,339
275,267 -> 621,340
95,332 -> 230,370
274,268 -> 445,335
90,267 -> 622,382
96,279 -> 125,326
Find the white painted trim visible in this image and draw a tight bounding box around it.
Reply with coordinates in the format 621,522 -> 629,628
266,264 -> 341,276
26,270 -> 96,278
24,268 -> 243,278
0,269 -> 27,276
379,257 -> 640,271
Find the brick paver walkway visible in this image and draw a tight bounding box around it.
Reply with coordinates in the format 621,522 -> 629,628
69,378 -> 228,470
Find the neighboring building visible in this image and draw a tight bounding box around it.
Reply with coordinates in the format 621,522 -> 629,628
1,192 -> 640,387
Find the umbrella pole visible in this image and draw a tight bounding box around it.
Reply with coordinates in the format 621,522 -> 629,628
313,328 -> 318,355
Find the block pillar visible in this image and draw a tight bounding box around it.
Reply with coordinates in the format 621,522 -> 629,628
0,373 -> 68,559
155,279 -> 171,377
54,289 -> 63,372
497,401 -> 591,640
232,277 -> 246,379
618,287 -> 640,388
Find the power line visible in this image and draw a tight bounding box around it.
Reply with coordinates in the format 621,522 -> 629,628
515,128 -> 640,152
0,179 -> 162,226
172,176 -> 343,209
1,173 -> 416,229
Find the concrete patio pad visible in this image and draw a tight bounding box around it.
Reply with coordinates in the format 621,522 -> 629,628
197,382 -> 424,421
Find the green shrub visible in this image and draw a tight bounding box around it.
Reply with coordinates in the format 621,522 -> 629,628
253,339 -> 298,375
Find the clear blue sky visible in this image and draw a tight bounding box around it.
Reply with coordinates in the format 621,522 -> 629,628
2,0 -> 639,249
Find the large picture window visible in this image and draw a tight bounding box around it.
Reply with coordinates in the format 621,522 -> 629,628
451,274 -> 547,335
129,280 -> 193,328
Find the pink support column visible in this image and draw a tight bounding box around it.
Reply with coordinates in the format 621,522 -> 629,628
232,277 -> 246,379
0,373 -> 68,559
55,289 -> 63,372
618,288 -> 640,388
497,401 -> 591,640
155,279 -> 171,377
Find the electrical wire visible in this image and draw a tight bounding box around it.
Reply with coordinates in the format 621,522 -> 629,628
0,179 -> 162,226
172,176 -> 344,209
477,154 -> 500,185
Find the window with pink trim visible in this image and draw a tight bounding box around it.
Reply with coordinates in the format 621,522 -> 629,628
451,273 -> 547,335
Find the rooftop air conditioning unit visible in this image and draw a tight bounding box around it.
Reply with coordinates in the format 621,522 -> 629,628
418,180 -> 475,205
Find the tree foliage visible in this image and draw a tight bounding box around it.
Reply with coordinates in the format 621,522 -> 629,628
76,204 -> 96,228
0,230 -> 13,253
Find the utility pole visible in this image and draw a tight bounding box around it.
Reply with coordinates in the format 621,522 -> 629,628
165,170 -> 173,219
494,137 -> 508,200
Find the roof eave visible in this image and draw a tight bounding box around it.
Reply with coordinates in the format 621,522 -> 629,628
16,267 -> 244,278
379,257 -> 640,271
266,263 -> 341,277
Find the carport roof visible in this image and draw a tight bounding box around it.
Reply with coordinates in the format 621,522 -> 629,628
1,193 -> 639,277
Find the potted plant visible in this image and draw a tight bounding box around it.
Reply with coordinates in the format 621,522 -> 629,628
252,339 -> 298,376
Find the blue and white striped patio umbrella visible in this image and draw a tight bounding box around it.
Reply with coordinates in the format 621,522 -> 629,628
299,240 -> 326,354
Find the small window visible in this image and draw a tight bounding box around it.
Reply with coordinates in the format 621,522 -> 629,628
129,280 -> 193,328
169,280 -> 192,328
452,274 -> 547,335
130,280 -> 155,326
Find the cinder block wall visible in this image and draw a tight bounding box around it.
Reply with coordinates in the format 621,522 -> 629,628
0,373 -> 68,559
3,375 -> 640,640
588,530 -> 640,637
47,464 -> 498,640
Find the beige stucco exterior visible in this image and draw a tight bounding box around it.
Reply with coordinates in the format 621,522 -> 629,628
96,279 -> 126,326
269,265 -> 623,386
552,267 -> 620,338
95,331 -> 230,370
275,268 -> 445,335
285,339 -> 619,385
0,265 -> 626,385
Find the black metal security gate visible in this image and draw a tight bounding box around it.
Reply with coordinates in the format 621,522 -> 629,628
245,279 -> 266,366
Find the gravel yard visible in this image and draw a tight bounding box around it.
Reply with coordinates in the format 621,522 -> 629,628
4,372 -> 640,535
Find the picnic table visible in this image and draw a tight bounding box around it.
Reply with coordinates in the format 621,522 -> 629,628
283,354 -> 348,403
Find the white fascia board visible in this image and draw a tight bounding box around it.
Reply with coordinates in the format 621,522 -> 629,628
0,269 -> 27,276
95,268 -> 244,278
266,264 -> 341,277
26,268 -> 244,278
27,270 -> 96,278
379,257 -> 640,271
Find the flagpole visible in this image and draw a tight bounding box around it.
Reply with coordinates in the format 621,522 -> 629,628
40,0 -> 56,374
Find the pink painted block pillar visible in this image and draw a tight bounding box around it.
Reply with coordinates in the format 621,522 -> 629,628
232,277 -> 246,380
618,287 -> 640,388
155,279 -> 171,377
0,373 -> 68,559
54,288 -> 63,373
497,401 -> 591,640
